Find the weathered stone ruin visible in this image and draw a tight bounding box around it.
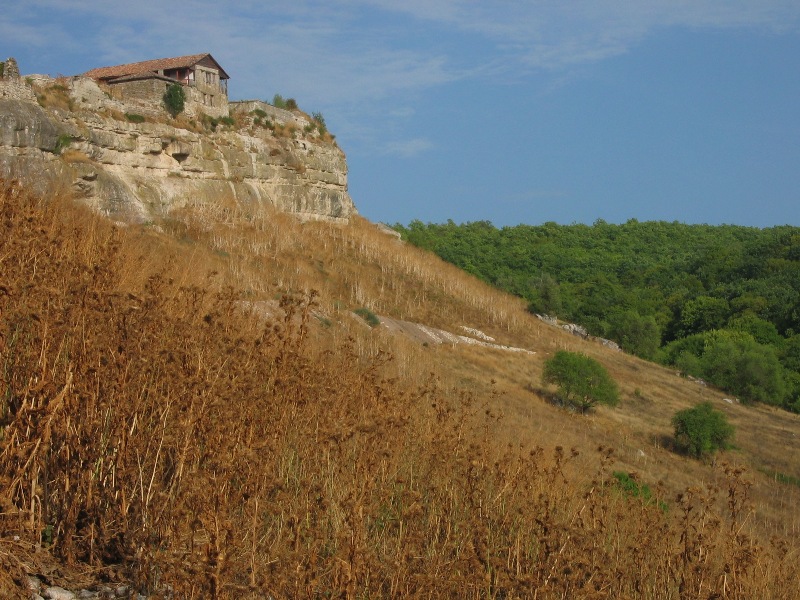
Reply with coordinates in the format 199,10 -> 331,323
0,57 -> 37,101
2,57 -> 20,80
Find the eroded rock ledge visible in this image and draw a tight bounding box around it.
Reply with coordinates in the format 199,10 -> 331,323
0,76 -> 356,223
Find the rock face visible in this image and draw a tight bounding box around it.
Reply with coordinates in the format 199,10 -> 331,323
0,72 -> 356,223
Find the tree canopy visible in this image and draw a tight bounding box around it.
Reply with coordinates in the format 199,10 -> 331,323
541,351 -> 620,413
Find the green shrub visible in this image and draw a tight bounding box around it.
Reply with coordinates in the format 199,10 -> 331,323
354,307 -> 380,327
272,94 -> 287,109
54,134 -> 72,155
124,113 -> 145,123
0,62 -> 4,78
672,402 -> 734,459
758,468 -> 800,488
201,115 -> 235,131
251,108 -> 267,118
163,83 -> 186,117
541,350 -> 620,413
612,471 -> 667,511
285,98 -> 298,110
312,111 -> 327,136
203,115 -> 219,131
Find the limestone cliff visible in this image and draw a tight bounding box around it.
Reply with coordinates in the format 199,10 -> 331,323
0,74 -> 356,223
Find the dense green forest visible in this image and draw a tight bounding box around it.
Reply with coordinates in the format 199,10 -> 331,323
393,219 -> 800,411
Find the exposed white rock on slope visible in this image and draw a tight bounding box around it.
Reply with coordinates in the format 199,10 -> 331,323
379,316 -> 535,354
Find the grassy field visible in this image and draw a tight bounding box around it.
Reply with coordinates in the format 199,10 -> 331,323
1,179 -> 800,598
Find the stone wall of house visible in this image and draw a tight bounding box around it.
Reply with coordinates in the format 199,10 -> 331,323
188,64 -> 229,118
106,77 -> 229,119
106,78 -> 174,117
1,57 -> 230,119
185,84 -> 229,119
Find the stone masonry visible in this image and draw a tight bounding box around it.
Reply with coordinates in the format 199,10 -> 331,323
2,57 -> 20,79
0,57 -> 37,102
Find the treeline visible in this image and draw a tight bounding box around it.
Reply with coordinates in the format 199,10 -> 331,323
393,219 -> 800,410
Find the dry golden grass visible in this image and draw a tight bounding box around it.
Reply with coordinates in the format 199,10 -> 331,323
1,179 -> 800,598
33,79 -> 75,112
60,148 -> 93,164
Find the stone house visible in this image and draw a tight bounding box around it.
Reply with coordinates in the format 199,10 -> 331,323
83,53 -> 230,118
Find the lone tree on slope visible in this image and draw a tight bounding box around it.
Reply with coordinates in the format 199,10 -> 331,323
541,350 -> 620,414
671,402 -> 734,459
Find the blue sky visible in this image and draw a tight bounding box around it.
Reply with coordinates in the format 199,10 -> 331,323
3,1 -> 799,227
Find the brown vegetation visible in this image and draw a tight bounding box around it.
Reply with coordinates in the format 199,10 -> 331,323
1,179 -> 800,598
33,79 -> 75,112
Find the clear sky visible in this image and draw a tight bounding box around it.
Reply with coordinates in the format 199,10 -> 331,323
3,1 -> 799,227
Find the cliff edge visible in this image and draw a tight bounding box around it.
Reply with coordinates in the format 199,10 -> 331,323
0,66 -> 356,223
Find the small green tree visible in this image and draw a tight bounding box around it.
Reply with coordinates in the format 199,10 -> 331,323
163,83 -> 186,117
272,93 -> 287,109
672,402 -> 734,459
541,350 -> 620,413
312,111 -> 327,135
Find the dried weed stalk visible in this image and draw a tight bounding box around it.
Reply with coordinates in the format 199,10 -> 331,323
1,180 -> 799,598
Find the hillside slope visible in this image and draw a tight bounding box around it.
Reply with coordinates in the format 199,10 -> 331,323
394,219 -> 800,411
1,180 -> 800,598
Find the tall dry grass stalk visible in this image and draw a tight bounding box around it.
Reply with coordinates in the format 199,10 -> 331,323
1,180 -> 799,598
170,201 -> 529,333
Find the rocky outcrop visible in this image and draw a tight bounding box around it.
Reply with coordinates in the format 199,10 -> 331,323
0,73 -> 356,223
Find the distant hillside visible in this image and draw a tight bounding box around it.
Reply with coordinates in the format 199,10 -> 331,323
394,219 -> 800,410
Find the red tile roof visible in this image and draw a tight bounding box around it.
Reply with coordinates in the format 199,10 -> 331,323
84,53 -> 229,81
